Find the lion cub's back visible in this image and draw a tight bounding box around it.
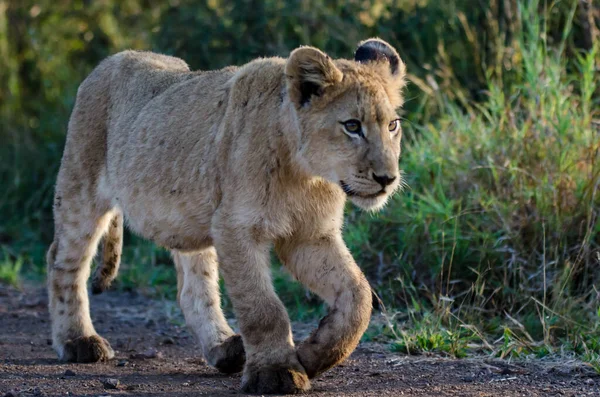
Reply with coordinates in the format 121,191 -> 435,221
98,51 -> 194,135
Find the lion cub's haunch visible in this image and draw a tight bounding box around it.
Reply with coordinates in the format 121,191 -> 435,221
47,38 -> 406,394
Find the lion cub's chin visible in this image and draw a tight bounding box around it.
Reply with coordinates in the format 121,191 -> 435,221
349,194 -> 391,212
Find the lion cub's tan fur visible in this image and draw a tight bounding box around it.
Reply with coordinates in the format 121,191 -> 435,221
47,39 -> 406,394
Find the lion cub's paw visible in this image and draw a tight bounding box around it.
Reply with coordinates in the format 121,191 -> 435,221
209,334 -> 246,374
63,335 -> 115,363
242,363 -> 311,395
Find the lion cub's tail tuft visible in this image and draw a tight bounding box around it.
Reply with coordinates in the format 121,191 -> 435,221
91,212 -> 123,294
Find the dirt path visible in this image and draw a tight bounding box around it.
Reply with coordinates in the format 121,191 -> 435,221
1,285 -> 598,396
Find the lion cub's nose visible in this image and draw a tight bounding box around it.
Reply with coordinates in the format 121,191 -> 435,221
372,173 -> 396,188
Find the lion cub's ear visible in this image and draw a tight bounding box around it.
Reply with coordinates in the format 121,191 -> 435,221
354,38 -> 406,83
285,46 -> 343,107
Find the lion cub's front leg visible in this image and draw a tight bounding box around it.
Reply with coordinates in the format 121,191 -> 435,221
213,219 -> 311,394
276,234 -> 372,378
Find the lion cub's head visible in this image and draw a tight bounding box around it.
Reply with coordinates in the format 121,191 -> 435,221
285,38 -> 406,211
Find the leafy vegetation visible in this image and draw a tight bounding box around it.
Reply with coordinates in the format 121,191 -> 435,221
0,251 -> 23,287
0,0 -> 598,369
354,1 -> 599,368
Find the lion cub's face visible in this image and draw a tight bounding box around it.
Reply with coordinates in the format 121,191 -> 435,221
286,39 -> 406,211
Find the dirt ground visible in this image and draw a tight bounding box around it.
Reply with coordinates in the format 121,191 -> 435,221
1,284 -> 598,397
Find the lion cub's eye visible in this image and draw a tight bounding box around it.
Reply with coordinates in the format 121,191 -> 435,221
388,119 -> 400,134
341,119 -> 363,137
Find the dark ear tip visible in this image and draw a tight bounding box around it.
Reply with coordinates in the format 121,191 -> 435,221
354,39 -> 400,75
357,38 -> 390,49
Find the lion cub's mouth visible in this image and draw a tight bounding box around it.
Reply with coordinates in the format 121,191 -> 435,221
340,181 -> 386,199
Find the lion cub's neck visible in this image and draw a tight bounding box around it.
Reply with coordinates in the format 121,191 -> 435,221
218,57 -> 344,225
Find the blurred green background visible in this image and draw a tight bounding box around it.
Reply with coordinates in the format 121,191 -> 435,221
1,0 -> 599,364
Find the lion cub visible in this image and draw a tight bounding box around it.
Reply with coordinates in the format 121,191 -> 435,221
47,38 -> 405,394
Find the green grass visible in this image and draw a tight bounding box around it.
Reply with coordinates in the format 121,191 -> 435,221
116,239 -> 176,298
350,1 -> 600,371
363,307 -> 600,372
0,251 -> 23,287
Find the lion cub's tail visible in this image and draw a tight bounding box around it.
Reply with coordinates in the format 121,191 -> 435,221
91,212 -> 123,294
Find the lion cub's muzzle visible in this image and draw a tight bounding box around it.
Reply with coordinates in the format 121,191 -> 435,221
339,169 -> 401,211
340,181 -> 384,199
341,171 -> 398,197
372,173 -> 396,188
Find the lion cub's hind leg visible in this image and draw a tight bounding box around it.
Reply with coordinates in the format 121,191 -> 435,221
48,204 -> 118,363
173,249 -> 245,373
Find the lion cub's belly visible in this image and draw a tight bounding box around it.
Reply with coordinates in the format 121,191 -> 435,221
105,174 -> 217,252
123,198 -> 214,251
